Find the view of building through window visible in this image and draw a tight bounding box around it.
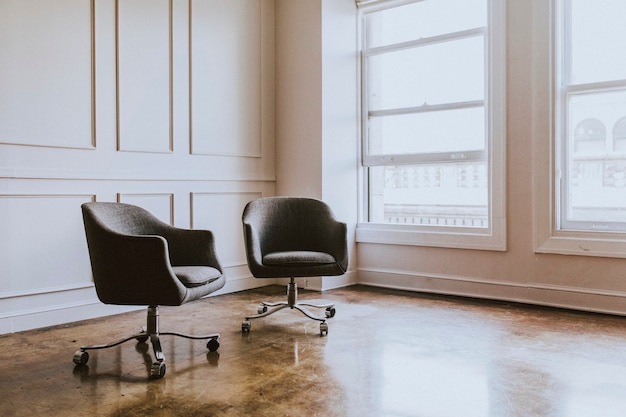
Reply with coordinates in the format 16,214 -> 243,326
370,162 -> 488,226
558,0 -> 626,231
362,0 -> 626,235
362,0 -> 490,227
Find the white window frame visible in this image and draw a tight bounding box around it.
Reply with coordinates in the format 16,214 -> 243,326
356,0 -> 507,251
534,0 -> 626,258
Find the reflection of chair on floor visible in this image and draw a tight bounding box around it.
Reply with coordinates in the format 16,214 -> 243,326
73,202 -> 226,378
241,197 -> 348,336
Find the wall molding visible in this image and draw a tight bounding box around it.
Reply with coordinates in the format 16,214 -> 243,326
189,0 -> 263,157
0,168 -> 276,182
358,268 -> 626,317
117,192 -> 175,224
0,283 -> 94,301
0,271 -> 270,335
0,0 -> 95,149
115,0 -> 174,153
0,269 -> 350,335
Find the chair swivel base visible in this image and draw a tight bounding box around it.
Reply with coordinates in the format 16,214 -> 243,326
242,278 -> 336,336
72,305 -> 220,379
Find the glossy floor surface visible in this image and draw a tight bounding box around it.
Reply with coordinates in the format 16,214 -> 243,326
2,285 -> 626,417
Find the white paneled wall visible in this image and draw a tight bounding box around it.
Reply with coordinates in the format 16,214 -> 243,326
0,0 -> 94,148
191,191 -> 261,266
190,0 -> 263,157
117,0 -> 173,153
0,0 -> 276,334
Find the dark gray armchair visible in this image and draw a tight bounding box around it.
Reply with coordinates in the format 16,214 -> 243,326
241,197 -> 348,336
73,202 -> 225,378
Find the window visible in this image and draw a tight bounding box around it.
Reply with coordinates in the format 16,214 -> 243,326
356,0 -> 506,250
535,0 -> 626,258
556,0 -> 626,233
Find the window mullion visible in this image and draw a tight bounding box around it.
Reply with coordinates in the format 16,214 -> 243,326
369,100 -> 484,118
364,150 -> 486,167
564,80 -> 626,95
364,27 -> 486,57
561,0 -> 573,87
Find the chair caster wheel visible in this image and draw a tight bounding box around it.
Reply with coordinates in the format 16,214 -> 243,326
320,322 -> 329,336
257,305 -> 268,314
150,361 -> 166,379
207,337 -> 220,352
325,307 -> 336,318
73,350 -> 89,365
242,320 -> 251,333
136,327 -> 148,343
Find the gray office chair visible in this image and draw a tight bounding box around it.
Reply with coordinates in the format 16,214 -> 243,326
241,197 -> 348,336
74,202 -> 225,378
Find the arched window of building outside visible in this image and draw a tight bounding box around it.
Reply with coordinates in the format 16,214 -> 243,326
574,118 -> 606,154
613,116 -> 626,151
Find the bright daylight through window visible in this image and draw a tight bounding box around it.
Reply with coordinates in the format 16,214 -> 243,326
358,0 -> 505,250
556,0 -> 626,233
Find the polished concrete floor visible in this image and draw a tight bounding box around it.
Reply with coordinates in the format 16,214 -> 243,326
1,285 -> 626,417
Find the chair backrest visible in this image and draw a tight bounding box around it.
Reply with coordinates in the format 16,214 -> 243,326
82,202 -> 226,306
243,197 -> 339,254
82,202 -> 164,236
81,202 -> 188,305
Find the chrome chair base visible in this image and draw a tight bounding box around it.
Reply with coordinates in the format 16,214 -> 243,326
242,278 -> 336,336
72,305 -> 220,378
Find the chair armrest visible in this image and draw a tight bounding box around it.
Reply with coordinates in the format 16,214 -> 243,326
153,225 -> 222,271
242,222 -> 265,271
327,221 -> 349,273
85,230 -> 189,305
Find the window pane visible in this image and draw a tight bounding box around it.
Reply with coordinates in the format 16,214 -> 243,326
565,90 -> 626,226
614,117 -> 626,151
368,37 -> 484,111
368,107 -> 485,155
366,0 -> 486,48
369,163 -> 488,227
570,0 -> 626,84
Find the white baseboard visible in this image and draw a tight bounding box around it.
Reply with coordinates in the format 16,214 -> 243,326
358,268 -> 626,317
0,276 -> 272,335
7,267 -> 620,335
287,270 -> 358,292
322,270 -> 358,291
0,300 -> 142,335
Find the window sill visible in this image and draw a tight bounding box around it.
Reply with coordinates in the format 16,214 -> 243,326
535,233 -> 626,259
356,220 -> 507,251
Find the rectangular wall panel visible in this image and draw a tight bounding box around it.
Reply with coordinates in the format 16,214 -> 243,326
0,0 -> 276,334
117,0 -> 172,152
117,193 -> 174,225
0,0 -> 94,149
190,0 -> 262,156
0,195 -> 94,295
191,192 -> 261,267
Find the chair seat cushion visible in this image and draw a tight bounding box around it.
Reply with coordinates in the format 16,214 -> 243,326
172,266 -> 222,288
263,251 -> 335,266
